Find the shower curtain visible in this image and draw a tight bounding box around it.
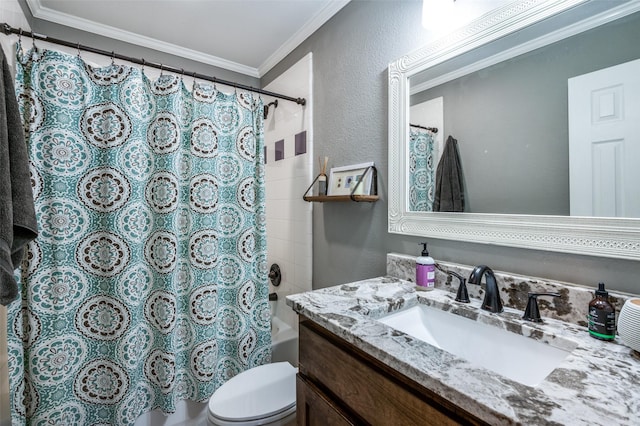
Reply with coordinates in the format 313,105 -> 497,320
6,45 -> 271,425
408,129 -> 436,211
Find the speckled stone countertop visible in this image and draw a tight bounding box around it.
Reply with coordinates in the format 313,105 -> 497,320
286,276 -> 640,425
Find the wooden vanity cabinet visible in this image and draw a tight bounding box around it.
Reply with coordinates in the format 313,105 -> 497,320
297,316 -> 488,426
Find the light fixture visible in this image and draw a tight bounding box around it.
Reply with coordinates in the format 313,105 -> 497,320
422,0 -> 456,32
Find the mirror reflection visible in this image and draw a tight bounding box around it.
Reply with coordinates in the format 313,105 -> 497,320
408,10 -> 640,217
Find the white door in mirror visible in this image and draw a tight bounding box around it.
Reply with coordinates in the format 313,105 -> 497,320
569,58 -> 640,217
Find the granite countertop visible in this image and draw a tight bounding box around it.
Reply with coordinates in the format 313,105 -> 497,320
286,276 -> 640,425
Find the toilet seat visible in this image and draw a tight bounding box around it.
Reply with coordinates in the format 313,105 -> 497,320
208,362 -> 297,426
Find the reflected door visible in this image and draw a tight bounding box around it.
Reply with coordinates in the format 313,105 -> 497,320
568,58 -> 640,217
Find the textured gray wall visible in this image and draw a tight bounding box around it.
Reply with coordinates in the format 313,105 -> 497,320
412,12 -> 640,215
263,0 -> 640,294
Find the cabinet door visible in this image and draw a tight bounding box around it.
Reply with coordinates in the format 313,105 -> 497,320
299,319 -> 485,425
297,375 -> 356,426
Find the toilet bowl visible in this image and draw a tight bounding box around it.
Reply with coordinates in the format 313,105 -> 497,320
208,362 -> 297,426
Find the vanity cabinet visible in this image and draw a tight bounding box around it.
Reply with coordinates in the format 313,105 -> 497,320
297,317 -> 488,426
296,375 -> 355,425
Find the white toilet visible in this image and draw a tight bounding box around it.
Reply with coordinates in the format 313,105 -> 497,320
207,362 -> 297,426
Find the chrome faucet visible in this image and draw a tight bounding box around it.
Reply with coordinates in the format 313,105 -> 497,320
468,265 -> 503,313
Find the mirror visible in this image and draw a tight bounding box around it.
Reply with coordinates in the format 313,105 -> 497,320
408,4 -> 640,216
388,0 -> 640,260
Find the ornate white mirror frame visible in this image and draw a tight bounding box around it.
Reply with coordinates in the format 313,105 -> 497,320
388,0 -> 640,261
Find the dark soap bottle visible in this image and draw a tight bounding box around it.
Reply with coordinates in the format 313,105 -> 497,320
588,282 -> 616,341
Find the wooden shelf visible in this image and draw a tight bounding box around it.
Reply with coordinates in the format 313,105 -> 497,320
303,165 -> 379,203
303,195 -> 379,203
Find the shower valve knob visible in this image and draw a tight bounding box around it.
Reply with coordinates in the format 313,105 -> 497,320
269,264 -> 281,286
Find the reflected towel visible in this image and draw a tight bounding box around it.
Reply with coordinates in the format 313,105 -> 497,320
434,135 -> 465,212
0,45 -> 38,305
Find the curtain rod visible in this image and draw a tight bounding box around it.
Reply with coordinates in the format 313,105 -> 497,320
410,123 -> 438,133
1,23 -> 306,106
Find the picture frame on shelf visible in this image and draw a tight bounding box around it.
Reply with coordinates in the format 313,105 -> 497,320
327,162 -> 375,196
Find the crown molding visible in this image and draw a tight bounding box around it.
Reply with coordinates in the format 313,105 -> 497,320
26,0 -> 260,77
26,0 -> 349,78
258,0 -> 350,76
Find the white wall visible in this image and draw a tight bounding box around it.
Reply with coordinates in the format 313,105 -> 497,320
263,53 -> 313,331
410,97 -> 444,161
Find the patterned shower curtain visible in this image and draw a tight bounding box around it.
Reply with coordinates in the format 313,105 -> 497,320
408,128 -> 436,211
6,45 -> 271,425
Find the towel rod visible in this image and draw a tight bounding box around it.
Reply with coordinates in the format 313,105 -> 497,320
410,123 -> 438,133
0,22 -> 306,106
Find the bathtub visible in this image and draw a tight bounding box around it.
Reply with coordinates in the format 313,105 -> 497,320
271,315 -> 299,366
134,315 -> 298,426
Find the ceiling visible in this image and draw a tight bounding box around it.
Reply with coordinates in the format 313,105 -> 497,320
27,0 -> 350,77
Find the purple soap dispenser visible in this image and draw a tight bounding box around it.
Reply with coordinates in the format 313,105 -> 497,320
416,242 -> 435,291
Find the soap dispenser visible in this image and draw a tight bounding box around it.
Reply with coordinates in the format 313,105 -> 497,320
416,242 -> 435,291
588,282 -> 616,341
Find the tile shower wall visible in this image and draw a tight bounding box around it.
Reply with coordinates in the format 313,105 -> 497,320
1,2 -> 30,423
263,53 -> 313,331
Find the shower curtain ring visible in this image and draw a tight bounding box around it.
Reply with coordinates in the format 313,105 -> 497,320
18,28 -> 22,43
160,64 -> 164,76
141,58 -> 145,74
76,42 -> 81,58
180,68 -> 184,82
110,51 -> 115,65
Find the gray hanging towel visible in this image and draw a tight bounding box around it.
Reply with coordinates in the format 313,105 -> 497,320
434,135 -> 465,212
0,45 -> 38,305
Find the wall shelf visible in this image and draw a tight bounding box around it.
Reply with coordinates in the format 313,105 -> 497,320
303,195 -> 379,203
303,165 -> 379,203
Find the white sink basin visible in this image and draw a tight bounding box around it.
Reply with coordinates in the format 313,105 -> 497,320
378,304 -> 577,386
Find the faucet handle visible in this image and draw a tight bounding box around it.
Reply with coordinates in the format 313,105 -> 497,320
455,277 -> 470,303
448,271 -> 470,303
523,292 -> 561,322
435,264 -> 470,303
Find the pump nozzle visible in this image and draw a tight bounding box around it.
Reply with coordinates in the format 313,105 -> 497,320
595,282 -> 608,297
419,242 -> 429,256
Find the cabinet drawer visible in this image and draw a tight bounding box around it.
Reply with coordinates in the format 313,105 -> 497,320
299,319 -> 483,425
297,374 -> 356,426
